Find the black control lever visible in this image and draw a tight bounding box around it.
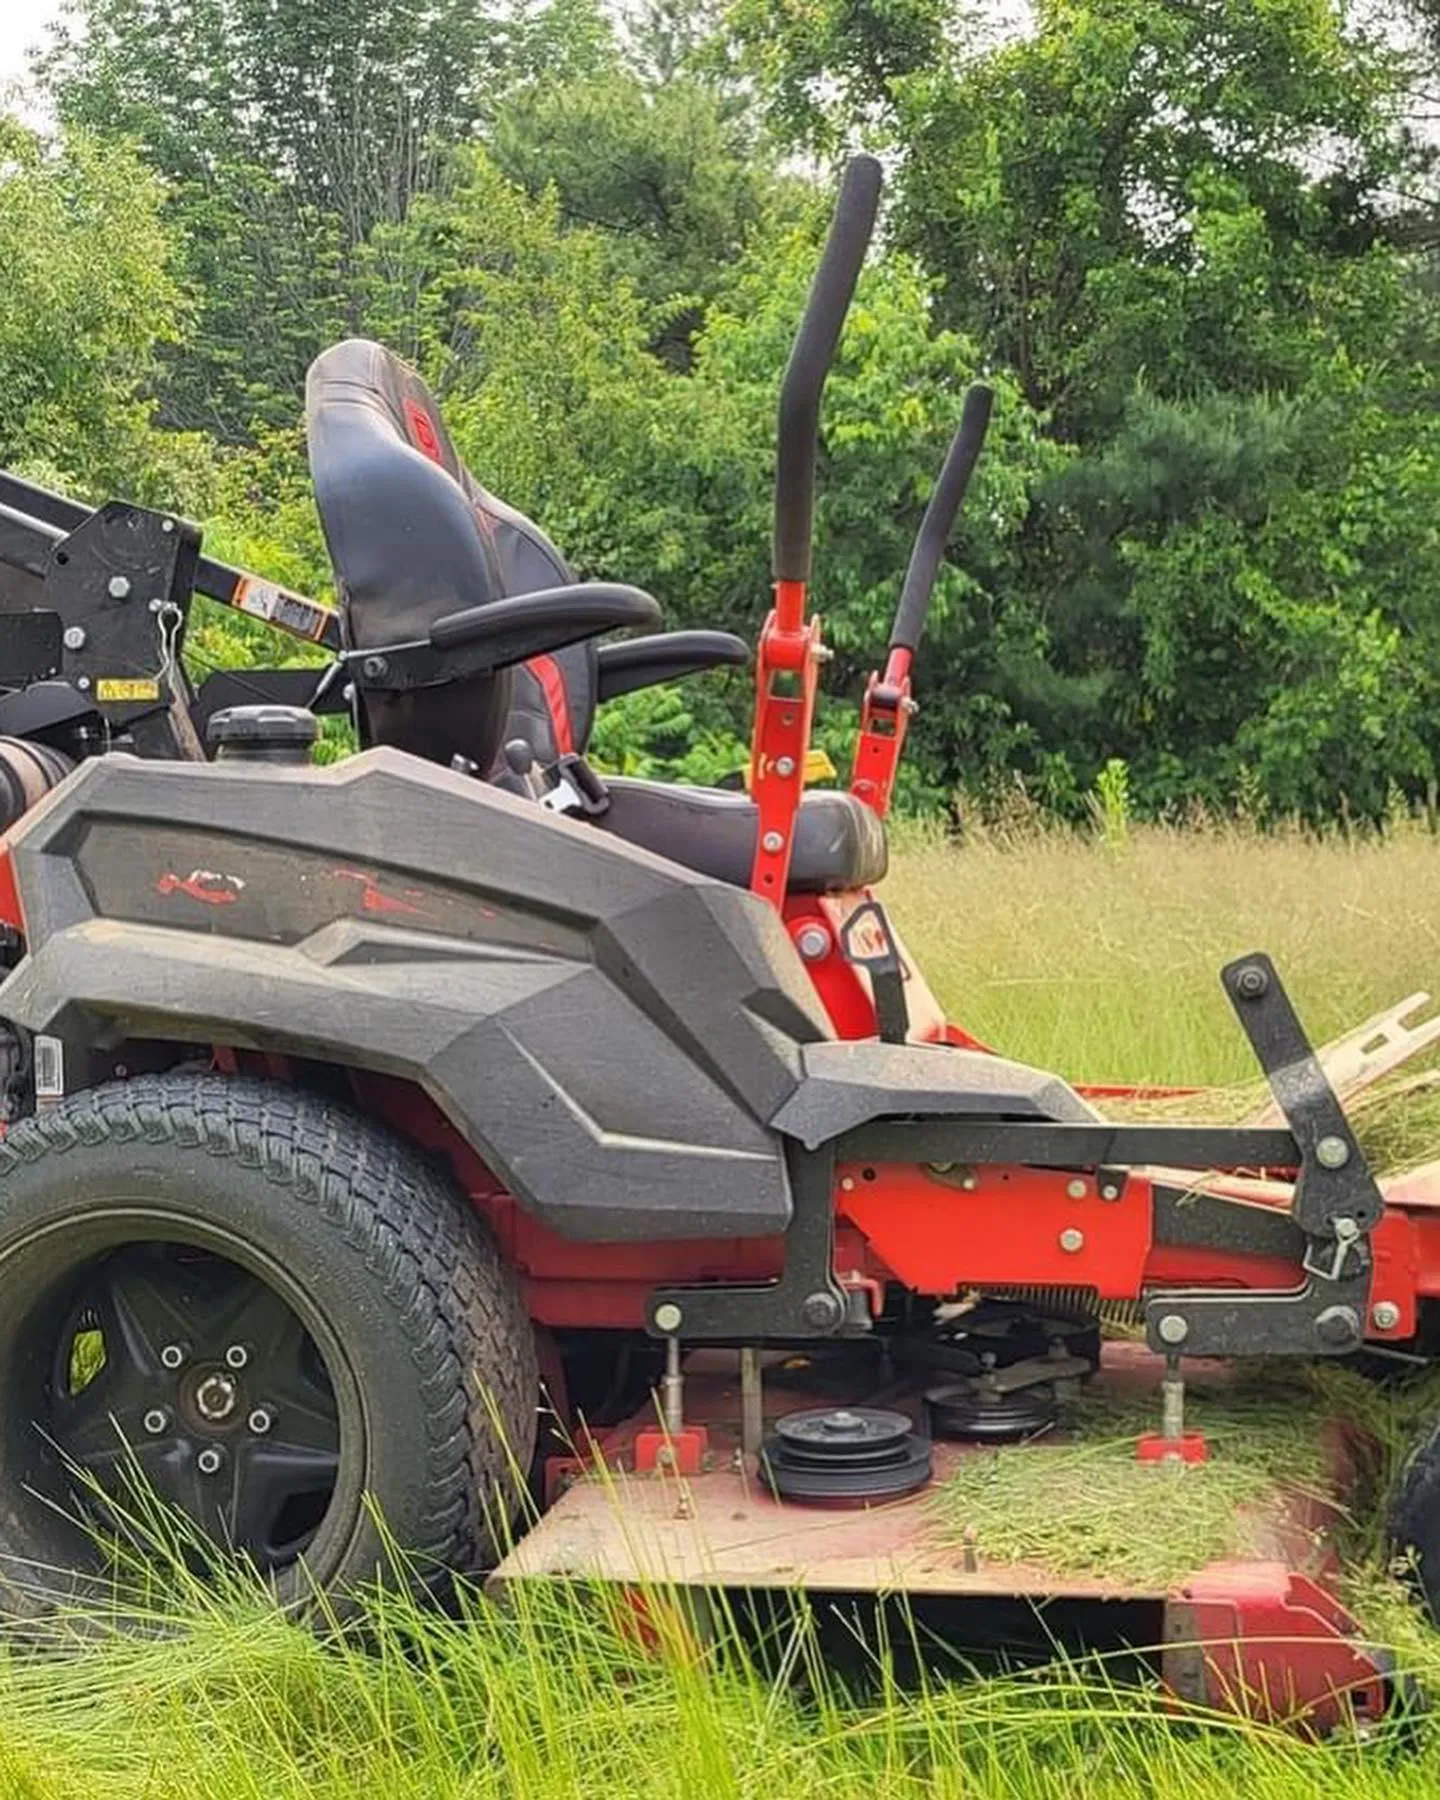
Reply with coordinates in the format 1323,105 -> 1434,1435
889,384 -> 994,659
773,155 -> 883,587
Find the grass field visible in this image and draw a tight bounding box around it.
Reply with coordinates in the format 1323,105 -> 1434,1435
11,822 -> 1440,1797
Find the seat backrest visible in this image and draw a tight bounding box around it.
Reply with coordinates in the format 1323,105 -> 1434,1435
307,339 -> 595,771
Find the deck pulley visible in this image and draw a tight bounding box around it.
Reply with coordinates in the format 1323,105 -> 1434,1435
760,1405 -> 932,1504
925,1380 -> 1058,1443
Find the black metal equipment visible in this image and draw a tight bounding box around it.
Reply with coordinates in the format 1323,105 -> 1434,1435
760,1405 -> 933,1503
925,1380 -> 1059,1443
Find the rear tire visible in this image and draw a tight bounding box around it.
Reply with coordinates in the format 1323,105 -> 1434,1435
0,1073 -> 537,1618
1388,1416 -> 1440,1621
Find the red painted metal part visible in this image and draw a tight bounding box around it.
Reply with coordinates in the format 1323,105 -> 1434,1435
748,582 -> 822,907
1163,1567 -> 1390,1734
0,845 -> 23,934
1137,1432 -> 1209,1464
633,1424 -> 709,1476
849,646 -> 913,818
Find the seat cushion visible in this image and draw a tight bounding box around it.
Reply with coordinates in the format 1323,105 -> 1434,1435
596,779 -> 887,893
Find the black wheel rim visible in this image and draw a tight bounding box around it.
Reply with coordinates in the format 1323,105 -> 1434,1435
48,1242 -> 340,1571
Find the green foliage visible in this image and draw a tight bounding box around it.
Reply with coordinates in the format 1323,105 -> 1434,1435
14,0 -> 1440,825
492,71 -> 793,363
0,121 -> 187,492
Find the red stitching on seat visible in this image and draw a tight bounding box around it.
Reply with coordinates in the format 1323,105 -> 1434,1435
529,655 -> 574,755
403,398 -> 444,465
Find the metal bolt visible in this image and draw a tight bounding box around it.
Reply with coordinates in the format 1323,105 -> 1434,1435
1058,1227 -> 1084,1254
653,1302 -> 683,1334
801,1290 -> 843,1329
761,831 -> 785,854
775,756 -> 796,778
160,1343 -> 186,1370
75,676 -> 90,691
62,625 -> 87,651
247,1407 -> 273,1435
1157,1313 -> 1189,1346
142,1407 -> 169,1435
1235,964 -> 1270,1000
161,518 -> 175,534
1315,1305 -> 1360,1350
196,1446 -> 224,1475
1372,1301 -> 1402,1332
1066,1179 -> 1087,1200
361,655 -> 388,680
224,1344 -> 249,1370
106,575 -> 132,599
148,597 -> 163,614
839,1175 -> 855,1191
795,924 -> 830,961
1315,1135 -> 1351,1170
961,1173 -> 978,1191
1100,1182 -> 1122,1202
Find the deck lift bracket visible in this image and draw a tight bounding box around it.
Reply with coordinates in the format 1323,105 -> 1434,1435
1138,953 -> 1383,1360
647,955 -> 1383,1356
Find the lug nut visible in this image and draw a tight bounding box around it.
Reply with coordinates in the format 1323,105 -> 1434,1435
142,1407 -> 169,1435
196,1446 -> 224,1476
247,1407 -> 273,1435
224,1344 -> 249,1370
160,1343 -> 186,1370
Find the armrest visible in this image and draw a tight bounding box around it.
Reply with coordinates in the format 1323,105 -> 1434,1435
595,630 -> 749,703
430,583 -> 661,657
347,583 -> 664,693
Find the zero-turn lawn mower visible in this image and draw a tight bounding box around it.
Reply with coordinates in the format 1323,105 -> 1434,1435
3,155 -> 1440,1733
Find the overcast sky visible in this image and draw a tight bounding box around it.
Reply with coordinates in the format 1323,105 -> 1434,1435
1,0 -> 63,89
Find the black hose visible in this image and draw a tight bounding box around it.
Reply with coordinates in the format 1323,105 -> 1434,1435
890,384 -> 994,655
773,155 -> 884,586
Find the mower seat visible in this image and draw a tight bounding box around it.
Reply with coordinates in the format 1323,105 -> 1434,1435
593,778 -> 887,893
307,338 -> 577,769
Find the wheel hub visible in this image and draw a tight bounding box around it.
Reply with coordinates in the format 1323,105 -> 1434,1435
192,1369 -> 241,1424
48,1243 -> 341,1570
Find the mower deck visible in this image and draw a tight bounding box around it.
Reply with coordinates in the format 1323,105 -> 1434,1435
494,1344 -> 1393,1732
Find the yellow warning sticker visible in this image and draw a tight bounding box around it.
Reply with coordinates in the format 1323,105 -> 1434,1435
95,678 -> 161,702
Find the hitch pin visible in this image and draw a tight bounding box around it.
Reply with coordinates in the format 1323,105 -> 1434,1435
1303,1215 -> 1362,1282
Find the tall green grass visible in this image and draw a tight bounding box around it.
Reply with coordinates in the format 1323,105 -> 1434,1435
887,818 -> 1440,1086
9,824 -> 1440,1797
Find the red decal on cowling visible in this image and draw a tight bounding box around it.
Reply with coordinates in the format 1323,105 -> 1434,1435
157,869 -> 245,906
330,868 -> 429,918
